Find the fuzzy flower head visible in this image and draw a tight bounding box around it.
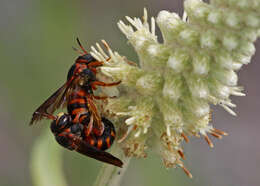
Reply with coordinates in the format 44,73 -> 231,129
91,0 -> 260,178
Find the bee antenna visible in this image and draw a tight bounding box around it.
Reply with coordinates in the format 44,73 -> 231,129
72,46 -> 84,55
76,37 -> 88,54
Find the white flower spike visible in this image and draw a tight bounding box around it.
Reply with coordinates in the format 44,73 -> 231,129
91,1 -> 260,178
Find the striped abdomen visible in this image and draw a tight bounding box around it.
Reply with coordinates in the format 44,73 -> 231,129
84,117 -> 116,151
67,89 -> 90,124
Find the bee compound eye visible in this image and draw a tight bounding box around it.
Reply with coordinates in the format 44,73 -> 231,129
62,115 -> 68,122
55,115 -> 66,127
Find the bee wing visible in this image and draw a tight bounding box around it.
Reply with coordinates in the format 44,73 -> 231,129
73,137 -> 123,168
30,77 -> 78,125
86,95 -> 104,134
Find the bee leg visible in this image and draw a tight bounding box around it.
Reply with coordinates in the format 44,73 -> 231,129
93,94 -> 118,101
86,95 -> 104,135
93,95 -> 108,100
91,118 -> 105,137
83,114 -> 94,136
87,61 -> 104,68
89,68 -> 97,74
91,80 -> 121,89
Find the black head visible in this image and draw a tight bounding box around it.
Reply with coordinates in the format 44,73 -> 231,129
50,113 -> 72,134
77,68 -> 96,92
67,54 -> 96,81
77,54 -> 96,63
80,68 -> 96,83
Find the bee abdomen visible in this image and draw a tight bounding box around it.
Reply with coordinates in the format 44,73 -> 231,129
95,117 -> 116,151
84,117 -> 116,151
68,94 -> 89,121
68,103 -> 86,114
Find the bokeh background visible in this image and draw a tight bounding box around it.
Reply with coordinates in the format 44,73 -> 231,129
0,0 -> 259,186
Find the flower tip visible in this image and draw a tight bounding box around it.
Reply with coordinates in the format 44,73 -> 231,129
125,16 -> 133,23
181,133 -> 190,143
213,128 -> 228,136
204,135 -> 214,148
157,10 -> 181,25
210,131 -> 223,139
223,132 -> 228,136
180,164 -> 193,178
177,150 -> 186,160
223,131 -> 228,136
143,8 -> 148,19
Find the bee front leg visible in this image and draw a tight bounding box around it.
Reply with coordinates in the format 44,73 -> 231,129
93,95 -> 118,100
91,80 -> 121,90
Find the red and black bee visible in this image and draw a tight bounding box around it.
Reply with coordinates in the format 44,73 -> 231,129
47,112 -> 122,167
30,38 -> 122,167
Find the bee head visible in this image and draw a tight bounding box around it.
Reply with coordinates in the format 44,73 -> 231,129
50,113 -> 71,134
79,68 -> 96,85
77,54 -> 96,63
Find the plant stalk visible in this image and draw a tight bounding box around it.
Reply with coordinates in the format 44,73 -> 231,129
30,129 -> 68,186
93,144 -> 131,186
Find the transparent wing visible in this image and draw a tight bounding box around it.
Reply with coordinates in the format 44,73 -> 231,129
30,77 -> 77,125
73,137 -> 123,167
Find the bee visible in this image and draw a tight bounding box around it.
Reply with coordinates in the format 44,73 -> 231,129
30,38 -> 122,167
47,112 -> 122,167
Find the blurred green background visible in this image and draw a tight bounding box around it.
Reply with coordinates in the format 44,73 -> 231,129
0,0 -> 259,186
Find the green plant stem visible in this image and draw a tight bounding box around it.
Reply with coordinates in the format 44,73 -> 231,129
93,144 -> 131,186
30,129 -> 68,186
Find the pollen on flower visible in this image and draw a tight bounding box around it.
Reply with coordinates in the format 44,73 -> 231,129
236,53 -> 252,65
222,34 -> 238,51
207,10 -> 221,24
185,99 -> 210,118
136,73 -> 163,96
116,98 -> 154,140
159,132 -> 194,178
167,50 -> 189,73
90,40 -> 143,86
147,44 -> 160,56
215,53 -> 234,70
225,11 -> 240,28
118,9 -> 157,51
192,53 -> 210,75
239,41 -> 256,57
214,69 -> 238,86
246,14 -> 260,27
167,55 -> 185,73
200,31 -> 217,49
157,11 -> 182,30
237,0 -> 250,8
162,76 -> 182,101
122,136 -> 148,158
186,77 -> 209,99
179,29 -> 199,45
133,35 -> 147,50
215,84 -> 230,99
157,11 -> 185,43
162,104 -> 184,134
